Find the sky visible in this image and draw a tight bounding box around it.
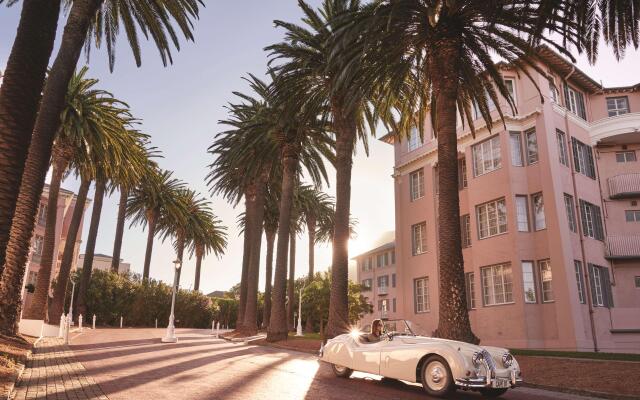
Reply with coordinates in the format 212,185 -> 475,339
1,2 -> 640,294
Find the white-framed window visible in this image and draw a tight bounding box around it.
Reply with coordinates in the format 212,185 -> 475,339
574,260 -> 586,304
616,151 -> 637,163
361,279 -> 372,291
571,138 -> 596,179
476,198 -> 508,239
607,96 -> 630,117
458,158 -> 468,189
411,222 -> 427,255
625,210 -> 640,222
510,131 -> 524,167
465,272 -> 476,310
408,127 -> 423,152
410,168 -> 425,201
366,257 -> 373,271
515,195 -> 530,232
538,259 -> 554,302
37,204 -> 47,226
548,78 -> 559,103
414,277 -> 430,313
461,214 -> 472,248
591,265 -> 604,306
378,298 -> 390,312
564,84 -> 587,119
532,193 -> 546,231
472,135 -> 502,176
525,129 -> 539,164
377,254 -> 384,268
504,77 -> 516,106
556,129 -> 569,166
481,263 -> 514,306
377,275 -> 389,288
635,276 -> 640,288
579,200 -> 604,240
522,261 -> 537,303
564,194 -> 577,232
32,234 -> 44,256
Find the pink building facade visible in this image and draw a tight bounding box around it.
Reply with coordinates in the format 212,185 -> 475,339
362,47 -> 640,353
22,184 -> 89,312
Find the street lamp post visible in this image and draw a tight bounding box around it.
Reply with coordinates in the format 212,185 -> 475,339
295,287 -> 303,337
162,259 -> 182,343
65,279 -> 77,345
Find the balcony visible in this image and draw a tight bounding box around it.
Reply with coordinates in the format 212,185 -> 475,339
608,174 -> 640,199
380,309 -> 388,319
377,286 -> 388,295
605,235 -> 640,259
590,112 -> 640,144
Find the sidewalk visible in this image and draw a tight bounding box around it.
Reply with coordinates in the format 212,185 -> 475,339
12,337 -> 108,400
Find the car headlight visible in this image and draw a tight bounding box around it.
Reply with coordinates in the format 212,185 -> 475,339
472,351 -> 484,367
502,353 -> 514,368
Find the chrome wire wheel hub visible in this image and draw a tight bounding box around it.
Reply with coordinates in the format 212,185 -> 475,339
426,361 -> 447,391
334,365 -> 346,373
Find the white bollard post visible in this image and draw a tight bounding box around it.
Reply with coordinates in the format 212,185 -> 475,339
216,322 -> 220,338
155,318 -> 158,329
64,314 -> 71,345
78,314 -> 83,332
120,316 -> 123,329
59,314 -> 66,338
92,314 -> 96,330
210,320 -> 215,336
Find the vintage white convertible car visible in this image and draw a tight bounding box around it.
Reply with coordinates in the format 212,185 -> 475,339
319,319 -> 522,398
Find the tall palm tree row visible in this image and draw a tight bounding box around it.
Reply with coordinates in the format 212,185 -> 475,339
261,186 -> 280,328
0,0 -> 61,274
22,67 -> 142,321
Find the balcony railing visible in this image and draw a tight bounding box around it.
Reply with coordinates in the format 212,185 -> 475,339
606,235 -> 640,259
608,174 -> 640,199
380,309 -> 388,319
378,286 -> 388,295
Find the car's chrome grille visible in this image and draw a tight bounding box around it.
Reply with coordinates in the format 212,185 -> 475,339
481,349 -> 496,371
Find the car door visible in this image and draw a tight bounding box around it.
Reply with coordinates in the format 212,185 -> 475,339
352,339 -> 387,375
380,339 -> 419,382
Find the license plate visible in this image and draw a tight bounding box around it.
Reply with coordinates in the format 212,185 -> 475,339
492,378 -> 510,388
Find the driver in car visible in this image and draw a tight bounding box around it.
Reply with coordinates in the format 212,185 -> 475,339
366,319 -> 383,343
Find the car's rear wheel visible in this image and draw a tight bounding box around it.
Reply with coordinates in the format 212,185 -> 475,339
479,388 -> 508,398
421,355 -> 454,397
331,363 -> 353,378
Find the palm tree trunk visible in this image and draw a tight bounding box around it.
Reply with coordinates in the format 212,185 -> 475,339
22,152 -> 68,320
326,107 -> 356,338
431,37 -> 478,344
0,0 -> 102,336
76,178 -> 106,318
142,209 -> 158,280
304,217 -> 316,333
236,187 -> 254,330
287,231 -> 296,331
0,0 -> 60,275
267,143 -> 298,342
175,232 -> 185,287
49,176 -> 90,322
242,178 -> 267,335
194,244 -> 203,292
111,188 -> 127,273
262,230 -> 275,328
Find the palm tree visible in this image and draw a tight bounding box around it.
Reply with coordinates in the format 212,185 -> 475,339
0,0 -> 60,274
266,0 -> 380,338
185,209 -> 227,292
262,186 -> 280,328
341,0 -> 591,343
0,0 -> 201,335
127,169 -> 186,280
22,66 -> 133,321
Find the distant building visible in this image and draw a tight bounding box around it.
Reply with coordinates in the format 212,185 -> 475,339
353,240 -> 398,328
22,184 -> 90,311
207,290 -> 226,298
78,253 -> 131,274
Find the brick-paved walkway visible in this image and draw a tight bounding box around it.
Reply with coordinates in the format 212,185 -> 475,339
12,337 -> 108,400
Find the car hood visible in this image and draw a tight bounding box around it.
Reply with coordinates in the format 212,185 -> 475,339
398,336 -> 509,359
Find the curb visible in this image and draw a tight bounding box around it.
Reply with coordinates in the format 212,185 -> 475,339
6,349 -> 30,400
522,382 -> 638,400
255,341 -> 319,355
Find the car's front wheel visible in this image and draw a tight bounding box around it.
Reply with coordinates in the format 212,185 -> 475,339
331,363 -> 353,378
421,355 -> 454,397
479,388 -> 508,398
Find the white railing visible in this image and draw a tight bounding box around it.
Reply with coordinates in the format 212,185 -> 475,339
378,286 -> 388,295
606,235 -> 640,259
608,174 -> 640,199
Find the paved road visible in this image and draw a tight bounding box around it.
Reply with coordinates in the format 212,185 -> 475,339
68,328 -> 599,400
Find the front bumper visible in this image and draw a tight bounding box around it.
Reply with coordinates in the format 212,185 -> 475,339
455,370 -> 522,389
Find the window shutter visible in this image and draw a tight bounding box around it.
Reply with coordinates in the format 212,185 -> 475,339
413,281 -> 418,314
563,82 -> 570,109
577,91 -> 587,119
571,138 -> 580,172
602,267 -> 614,308
392,273 -> 396,288
587,263 -> 598,306
579,200 -> 588,237
411,228 -> 416,256
586,147 -> 596,178
594,206 -> 604,240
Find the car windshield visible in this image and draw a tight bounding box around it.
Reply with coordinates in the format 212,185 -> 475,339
382,319 -> 415,336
